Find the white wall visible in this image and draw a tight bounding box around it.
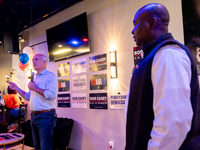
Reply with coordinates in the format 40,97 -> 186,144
0,47 -> 12,94
14,0 -> 184,149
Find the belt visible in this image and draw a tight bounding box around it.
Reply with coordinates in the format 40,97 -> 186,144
32,108 -> 55,115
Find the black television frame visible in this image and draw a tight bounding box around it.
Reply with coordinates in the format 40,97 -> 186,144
46,12 -> 90,62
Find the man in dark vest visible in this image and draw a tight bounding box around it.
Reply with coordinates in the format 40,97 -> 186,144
125,3 -> 200,150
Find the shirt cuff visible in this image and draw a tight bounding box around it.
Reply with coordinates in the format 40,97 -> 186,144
24,92 -> 30,101
44,90 -> 56,100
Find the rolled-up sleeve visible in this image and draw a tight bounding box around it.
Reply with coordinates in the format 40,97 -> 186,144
25,91 -> 30,101
43,73 -> 58,100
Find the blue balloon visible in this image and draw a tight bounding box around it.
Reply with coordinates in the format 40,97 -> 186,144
19,53 -> 29,65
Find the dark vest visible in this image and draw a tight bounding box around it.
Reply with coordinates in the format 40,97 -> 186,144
125,33 -> 200,150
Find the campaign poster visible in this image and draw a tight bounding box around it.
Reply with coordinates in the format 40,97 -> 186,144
110,92 -> 127,109
72,75 -> 87,90
57,62 -> 70,77
89,93 -> 107,109
89,54 -> 107,72
71,93 -> 87,108
58,78 -> 70,92
133,47 -> 143,66
90,74 -> 107,90
72,58 -> 87,74
57,94 -> 70,107
182,0 -> 200,74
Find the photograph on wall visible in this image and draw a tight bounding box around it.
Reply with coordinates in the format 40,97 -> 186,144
182,0 -> 200,74
110,92 -> 127,109
89,54 -> 107,72
58,78 -> 70,92
89,93 -> 107,109
72,75 -> 87,90
57,62 -> 70,77
71,93 -> 87,108
72,58 -> 87,74
133,46 -> 143,66
90,74 -> 107,90
57,94 -> 70,107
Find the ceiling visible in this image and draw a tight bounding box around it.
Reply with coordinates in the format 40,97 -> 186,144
0,0 -> 83,34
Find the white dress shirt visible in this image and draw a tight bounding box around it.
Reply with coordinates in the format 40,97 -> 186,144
25,69 -> 58,111
148,44 -> 193,150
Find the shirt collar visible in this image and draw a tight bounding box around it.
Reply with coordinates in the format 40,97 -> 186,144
142,33 -> 174,59
36,69 -> 47,76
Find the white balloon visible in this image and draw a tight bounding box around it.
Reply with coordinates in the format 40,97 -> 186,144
22,46 -> 33,56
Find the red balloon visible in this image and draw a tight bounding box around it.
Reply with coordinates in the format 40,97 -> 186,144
19,62 -> 29,71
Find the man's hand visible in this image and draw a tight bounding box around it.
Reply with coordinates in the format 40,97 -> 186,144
28,81 -> 45,97
8,81 -> 26,99
28,82 -> 37,91
9,81 -> 18,91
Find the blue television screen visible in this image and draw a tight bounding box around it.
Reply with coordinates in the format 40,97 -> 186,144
46,12 -> 90,62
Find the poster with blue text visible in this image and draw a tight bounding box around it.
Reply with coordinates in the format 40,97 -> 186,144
71,93 -> 87,108
57,94 -> 70,107
110,92 -> 127,109
57,62 -> 70,77
72,58 -> 87,74
90,74 -> 107,90
89,93 -> 107,109
58,78 -> 70,92
89,54 -> 107,72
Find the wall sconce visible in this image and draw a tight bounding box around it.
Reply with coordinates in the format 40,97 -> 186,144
110,51 -> 117,78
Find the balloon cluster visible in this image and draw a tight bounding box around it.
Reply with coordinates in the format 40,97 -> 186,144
19,47 -> 33,71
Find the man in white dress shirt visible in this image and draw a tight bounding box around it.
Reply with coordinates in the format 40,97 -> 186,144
9,54 -> 58,150
125,3 -> 200,150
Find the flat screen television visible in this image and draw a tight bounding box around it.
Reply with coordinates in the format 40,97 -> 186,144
46,12 -> 90,62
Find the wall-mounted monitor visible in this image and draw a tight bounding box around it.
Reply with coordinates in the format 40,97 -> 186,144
46,12 -> 90,62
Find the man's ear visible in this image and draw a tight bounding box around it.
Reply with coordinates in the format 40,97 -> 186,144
149,17 -> 158,29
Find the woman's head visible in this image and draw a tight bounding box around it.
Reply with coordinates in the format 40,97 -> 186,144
7,86 -> 17,94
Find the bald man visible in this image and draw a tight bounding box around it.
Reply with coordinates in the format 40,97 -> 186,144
9,54 -> 58,150
126,3 -> 200,150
